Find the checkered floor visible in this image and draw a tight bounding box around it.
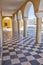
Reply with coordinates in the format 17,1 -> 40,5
2,34 -> 43,65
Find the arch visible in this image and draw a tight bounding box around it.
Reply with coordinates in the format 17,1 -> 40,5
2,17 -> 13,39
23,1 -> 36,38
24,1 -> 35,18
18,10 -> 22,20
2,17 -> 12,28
28,5 -> 36,19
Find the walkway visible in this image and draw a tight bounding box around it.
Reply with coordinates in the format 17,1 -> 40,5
2,34 -> 43,65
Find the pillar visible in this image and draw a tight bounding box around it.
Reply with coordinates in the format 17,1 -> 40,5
17,19 -> 20,33
0,10 -> 3,44
14,19 -> 18,34
36,18 -> 42,44
0,9 -> 3,65
23,17 -> 27,37
13,16 -> 18,35
12,15 -> 14,38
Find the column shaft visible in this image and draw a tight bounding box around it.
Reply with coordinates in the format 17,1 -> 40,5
13,16 -> 18,35
0,9 -> 3,65
18,20 -> 20,33
36,18 -> 42,43
12,16 -> 14,37
23,17 -> 27,37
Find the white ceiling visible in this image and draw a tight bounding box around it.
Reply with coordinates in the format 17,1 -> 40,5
0,0 -> 25,16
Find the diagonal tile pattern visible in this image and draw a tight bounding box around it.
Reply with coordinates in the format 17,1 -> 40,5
2,34 -> 43,65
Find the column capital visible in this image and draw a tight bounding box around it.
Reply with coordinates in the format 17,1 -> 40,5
23,16 -> 28,18
23,17 -> 28,21
35,11 -> 43,18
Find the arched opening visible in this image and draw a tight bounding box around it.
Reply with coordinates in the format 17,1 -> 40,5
39,0 -> 43,43
2,17 -> 13,41
24,1 -> 36,39
18,10 -> 24,36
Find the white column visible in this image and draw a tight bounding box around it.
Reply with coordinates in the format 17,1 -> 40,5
23,17 -> 27,37
36,18 -> 42,43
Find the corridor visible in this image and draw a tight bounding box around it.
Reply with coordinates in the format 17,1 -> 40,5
0,0 -> 43,65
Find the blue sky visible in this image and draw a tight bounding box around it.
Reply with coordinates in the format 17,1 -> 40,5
28,5 -> 36,19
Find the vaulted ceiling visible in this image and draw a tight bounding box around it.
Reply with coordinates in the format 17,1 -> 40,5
0,0 -> 25,16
